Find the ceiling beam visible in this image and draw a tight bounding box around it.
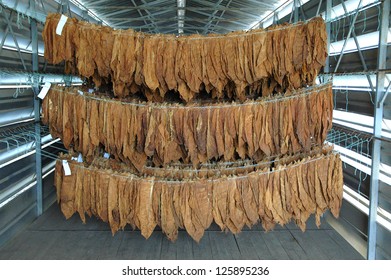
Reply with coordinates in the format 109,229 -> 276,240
128,0 -> 155,33
140,0 -> 161,33
99,10 -> 171,20
208,0 -> 233,33
234,0 -> 275,9
84,6 -> 272,11
103,17 -> 253,24
177,0 -> 186,34
190,0 -> 264,18
201,0 -> 225,34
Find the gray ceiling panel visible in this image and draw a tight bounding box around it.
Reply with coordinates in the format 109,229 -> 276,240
76,0 -> 281,34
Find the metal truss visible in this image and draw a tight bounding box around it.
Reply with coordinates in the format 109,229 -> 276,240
323,0 -> 389,260
0,0 -> 94,218
73,0 -> 275,34
255,0 -> 390,260
367,0 -> 389,260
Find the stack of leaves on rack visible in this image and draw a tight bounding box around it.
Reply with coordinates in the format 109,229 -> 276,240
42,13 -> 342,241
56,145 -> 342,242
43,13 -> 327,102
42,83 -> 333,171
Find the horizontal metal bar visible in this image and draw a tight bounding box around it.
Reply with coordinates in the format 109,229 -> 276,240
0,134 -> 53,168
0,108 -> 34,127
84,6 -> 271,11
103,17 -> 260,23
0,159 -> 56,206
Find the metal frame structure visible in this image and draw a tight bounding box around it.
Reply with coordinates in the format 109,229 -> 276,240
0,0 -> 96,247
68,0 -> 276,34
368,0 -> 389,260
255,0 -> 390,259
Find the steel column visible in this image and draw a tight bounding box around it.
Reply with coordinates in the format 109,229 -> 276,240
324,0 -> 331,75
30,17 -> 42,216
294,0 -> 299,22
367,0 -> 389,260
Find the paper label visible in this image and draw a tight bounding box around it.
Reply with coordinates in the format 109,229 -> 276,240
62,160 -> 71,176
77,153 -> 83,163
56,15 -> 68,35
37,82 -> 51,99
103,153 -> 110,159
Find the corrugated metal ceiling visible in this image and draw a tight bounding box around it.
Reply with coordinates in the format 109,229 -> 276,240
75,0 -> 282,34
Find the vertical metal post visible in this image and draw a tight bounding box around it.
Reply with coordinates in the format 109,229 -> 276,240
324,0 -> 331,75
294,0 -> 299,23
367,0 -> 389,260
81,10 -> 88,21
61,0 -> 70,15
31,18 -> 42,216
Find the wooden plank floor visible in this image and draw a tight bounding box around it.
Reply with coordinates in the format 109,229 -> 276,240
0,204 -> 363,260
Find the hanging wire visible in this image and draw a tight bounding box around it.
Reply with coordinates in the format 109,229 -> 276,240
0,123 -> 51,150
50,81 -> 332,110
344,88 -> 349,111
327,126 -> 373,194
16,11 -> 23,29
362,9 -> 367,33
328,0 -> 381,24
58,149 -> 338,184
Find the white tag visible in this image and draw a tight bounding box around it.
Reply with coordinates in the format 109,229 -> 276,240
77,153 -> 83,163
71,156 -> 78,161
62,160 -> 71,176
103,153 -> 110,159
77,90 -> 84,95
56,15 -> 68,35
37,82 -> 51,99
88,89 -> 94,93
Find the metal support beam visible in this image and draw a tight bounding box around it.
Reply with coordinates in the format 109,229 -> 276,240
294,0 -> 299,23
0,9 -> 27,70
30,17 -> 42,217
379,80 -> 391,107
177,0 -> 186,34
298,0 -> 307,20
273,10 -> 279,25
316,0 -> 323,16
140,0 -> 161,33
202,0 -> 224,34
324,0 -> 331,75
81,10 -> 88,21
339,0 -> 376,94
60,0 -> 71,16
334,0 -> 363,72
64,75 -> 72,87
207,0 -> 233,34
130,0 -> 155,33
367,0 -> 390,260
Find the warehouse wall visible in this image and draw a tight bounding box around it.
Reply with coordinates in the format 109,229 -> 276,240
0,0 -> 91,247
